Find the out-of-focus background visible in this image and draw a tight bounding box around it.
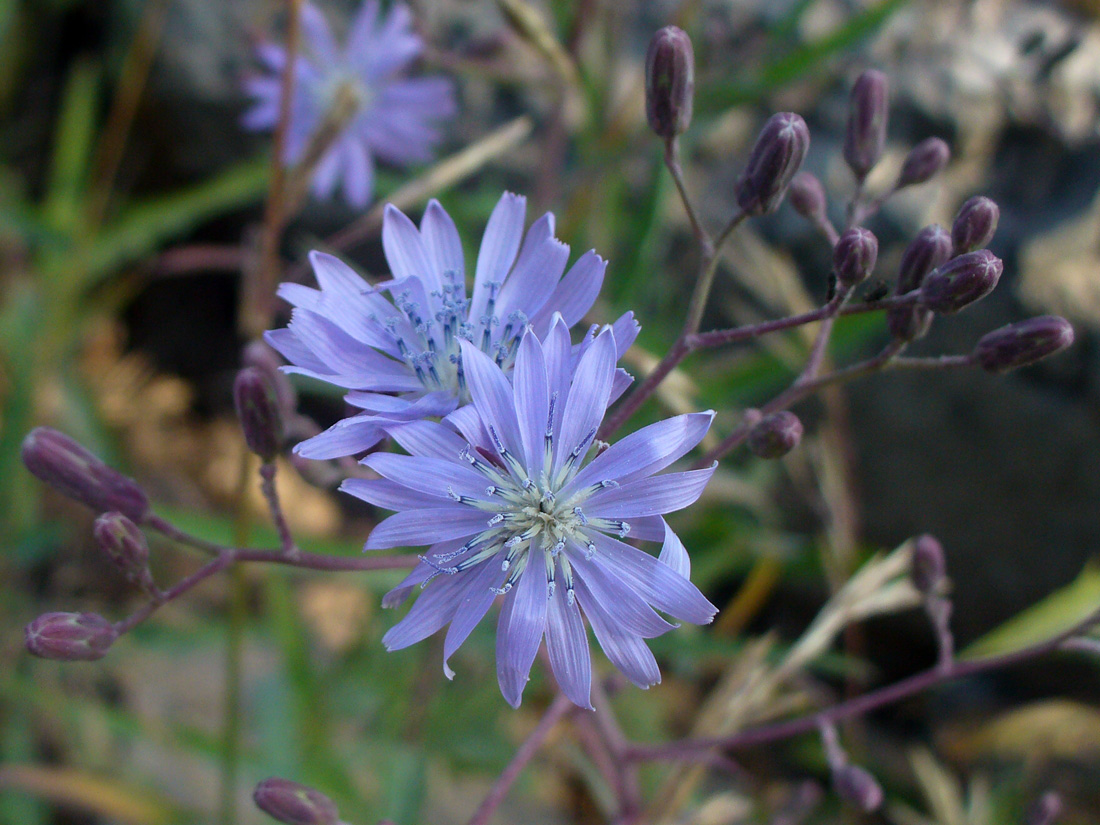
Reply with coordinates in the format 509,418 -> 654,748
2,0 -> 1100,822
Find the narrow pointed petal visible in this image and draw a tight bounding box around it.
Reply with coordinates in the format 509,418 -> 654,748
458,340 -> 524,458
565,412 -> 714,495
610,312 -> 641,358
586,465 -> 716,519
512,332 -> 550,473
545,583 -> 593,708
574,576 -> 660,689
555,328 -> 616,476
529,251 -> 606,333
471,192 -> 526,320
340,477 -> 445,511
420,199 -> 465,290
383,204 -> 440,294
443,554 -> 508,677
362,453 -> 488,500
295,416 -> 388,459
341,141 -> 374,209
495,214 -> 570,322
658,520 -> 691,578
497,558 -> 548,707
384,419 -> 468,460
365,507 -> 488,549
264,328 -> 330,375
383,570 -> 469,650
569,548 -> 676,638
587,532 -> 716,625
542,314 -> 574,440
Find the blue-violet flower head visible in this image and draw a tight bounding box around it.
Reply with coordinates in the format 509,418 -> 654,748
265,193 -> 639,460
343,320 -> 717,708
242,1 -> 456,207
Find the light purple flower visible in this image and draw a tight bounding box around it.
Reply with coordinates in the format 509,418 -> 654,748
265,193 -> 639,460
242,1 -> 456,207
344,321 -> 717,708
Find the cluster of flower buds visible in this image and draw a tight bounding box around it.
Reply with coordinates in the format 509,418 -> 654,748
887,225 -> 952,341
25,611 -> 117,661
254,778 -> 341,825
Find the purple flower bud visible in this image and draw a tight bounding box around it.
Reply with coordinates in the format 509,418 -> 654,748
911,534 -> 946,594
975,315 -> 1074,373
253,778 -> 339,825
789,172 -> 827,220
833,227 -> 878,289
735,113 -> 810,216
25,612 -> 117,661
94,511 -> 155,591
897,137 -> 950,188
748,411 -> 803,459
887,225 -> 952,341
832,764 -> 883,812
234,367 -> 284,462
1027,791 -> 1063,825
951,196 -> 999,254
243,340 -> 297,418
919,249 -> 1002,314
22,428 -> 149,521
645,26 -> 694,139
843,70 -> 888,180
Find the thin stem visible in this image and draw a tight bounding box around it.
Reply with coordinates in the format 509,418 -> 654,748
259,463 -> 298,556
681,210 -> 746,338
696,342 -> 906,467
466,692 -> 574,825
664,138 -> 708,252
113,554 -> 233,635
799,288 -> 851,383
624,602 -> 1100,762
591,679 -> 641,820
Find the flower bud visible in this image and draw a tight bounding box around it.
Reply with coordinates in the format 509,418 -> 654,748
645,26 -> 694,139
951,196 -> 999,254
833,227 -> 878,289
748,411 -> 803,459
253,778 -> 339,825
234,367 -> 284,462
843,70 -> 888,180
788,172 -> 827,221
832,764 -> 883,812
243,340 -> 297,418
22,428 -> 149,521
910,534 -> 946,594
25,612 -> 117,661
974,315 -> 1074,373
887,225 -> 952,340
1027,791 -> 1063,825
897,137 -> 950,188
735,113 -> 810,216
919,249 -> 1002,314
94,511 -> 156,591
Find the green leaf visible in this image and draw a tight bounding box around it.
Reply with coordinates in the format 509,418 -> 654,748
962,560 -> 1100,659
80,156 -> 269,286
700,0 -> 909,109
42,59 -> 100,234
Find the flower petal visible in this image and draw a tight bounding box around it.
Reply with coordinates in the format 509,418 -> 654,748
494,214 -> 569,323
497,557 -> 548,707
564,412 -> 714,495
341,477 -> 445,511
471,193 -> 526,321
544,580 -> 593,708
587,532 -> 716,625
555,327 -> 616,476
362,453 -> 487,500
295,416 -> 389,459
365,507 -> 488,549
568,548 -> 676,638
382,569 -> 469,650
512,331 -> 549,474
443,553 -> 507,678
658,520 -> 691,578
529,250 -> 606,334
420,199 -> 465,294
585,465 -> 716,519
385,419 -> 468,460
341,139 -> 375,208
383,204 -> 440,294
458,340 -> 524,459
573,576 -> 660,690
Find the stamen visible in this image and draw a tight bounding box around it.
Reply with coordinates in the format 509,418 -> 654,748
573,507 -> 588,525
